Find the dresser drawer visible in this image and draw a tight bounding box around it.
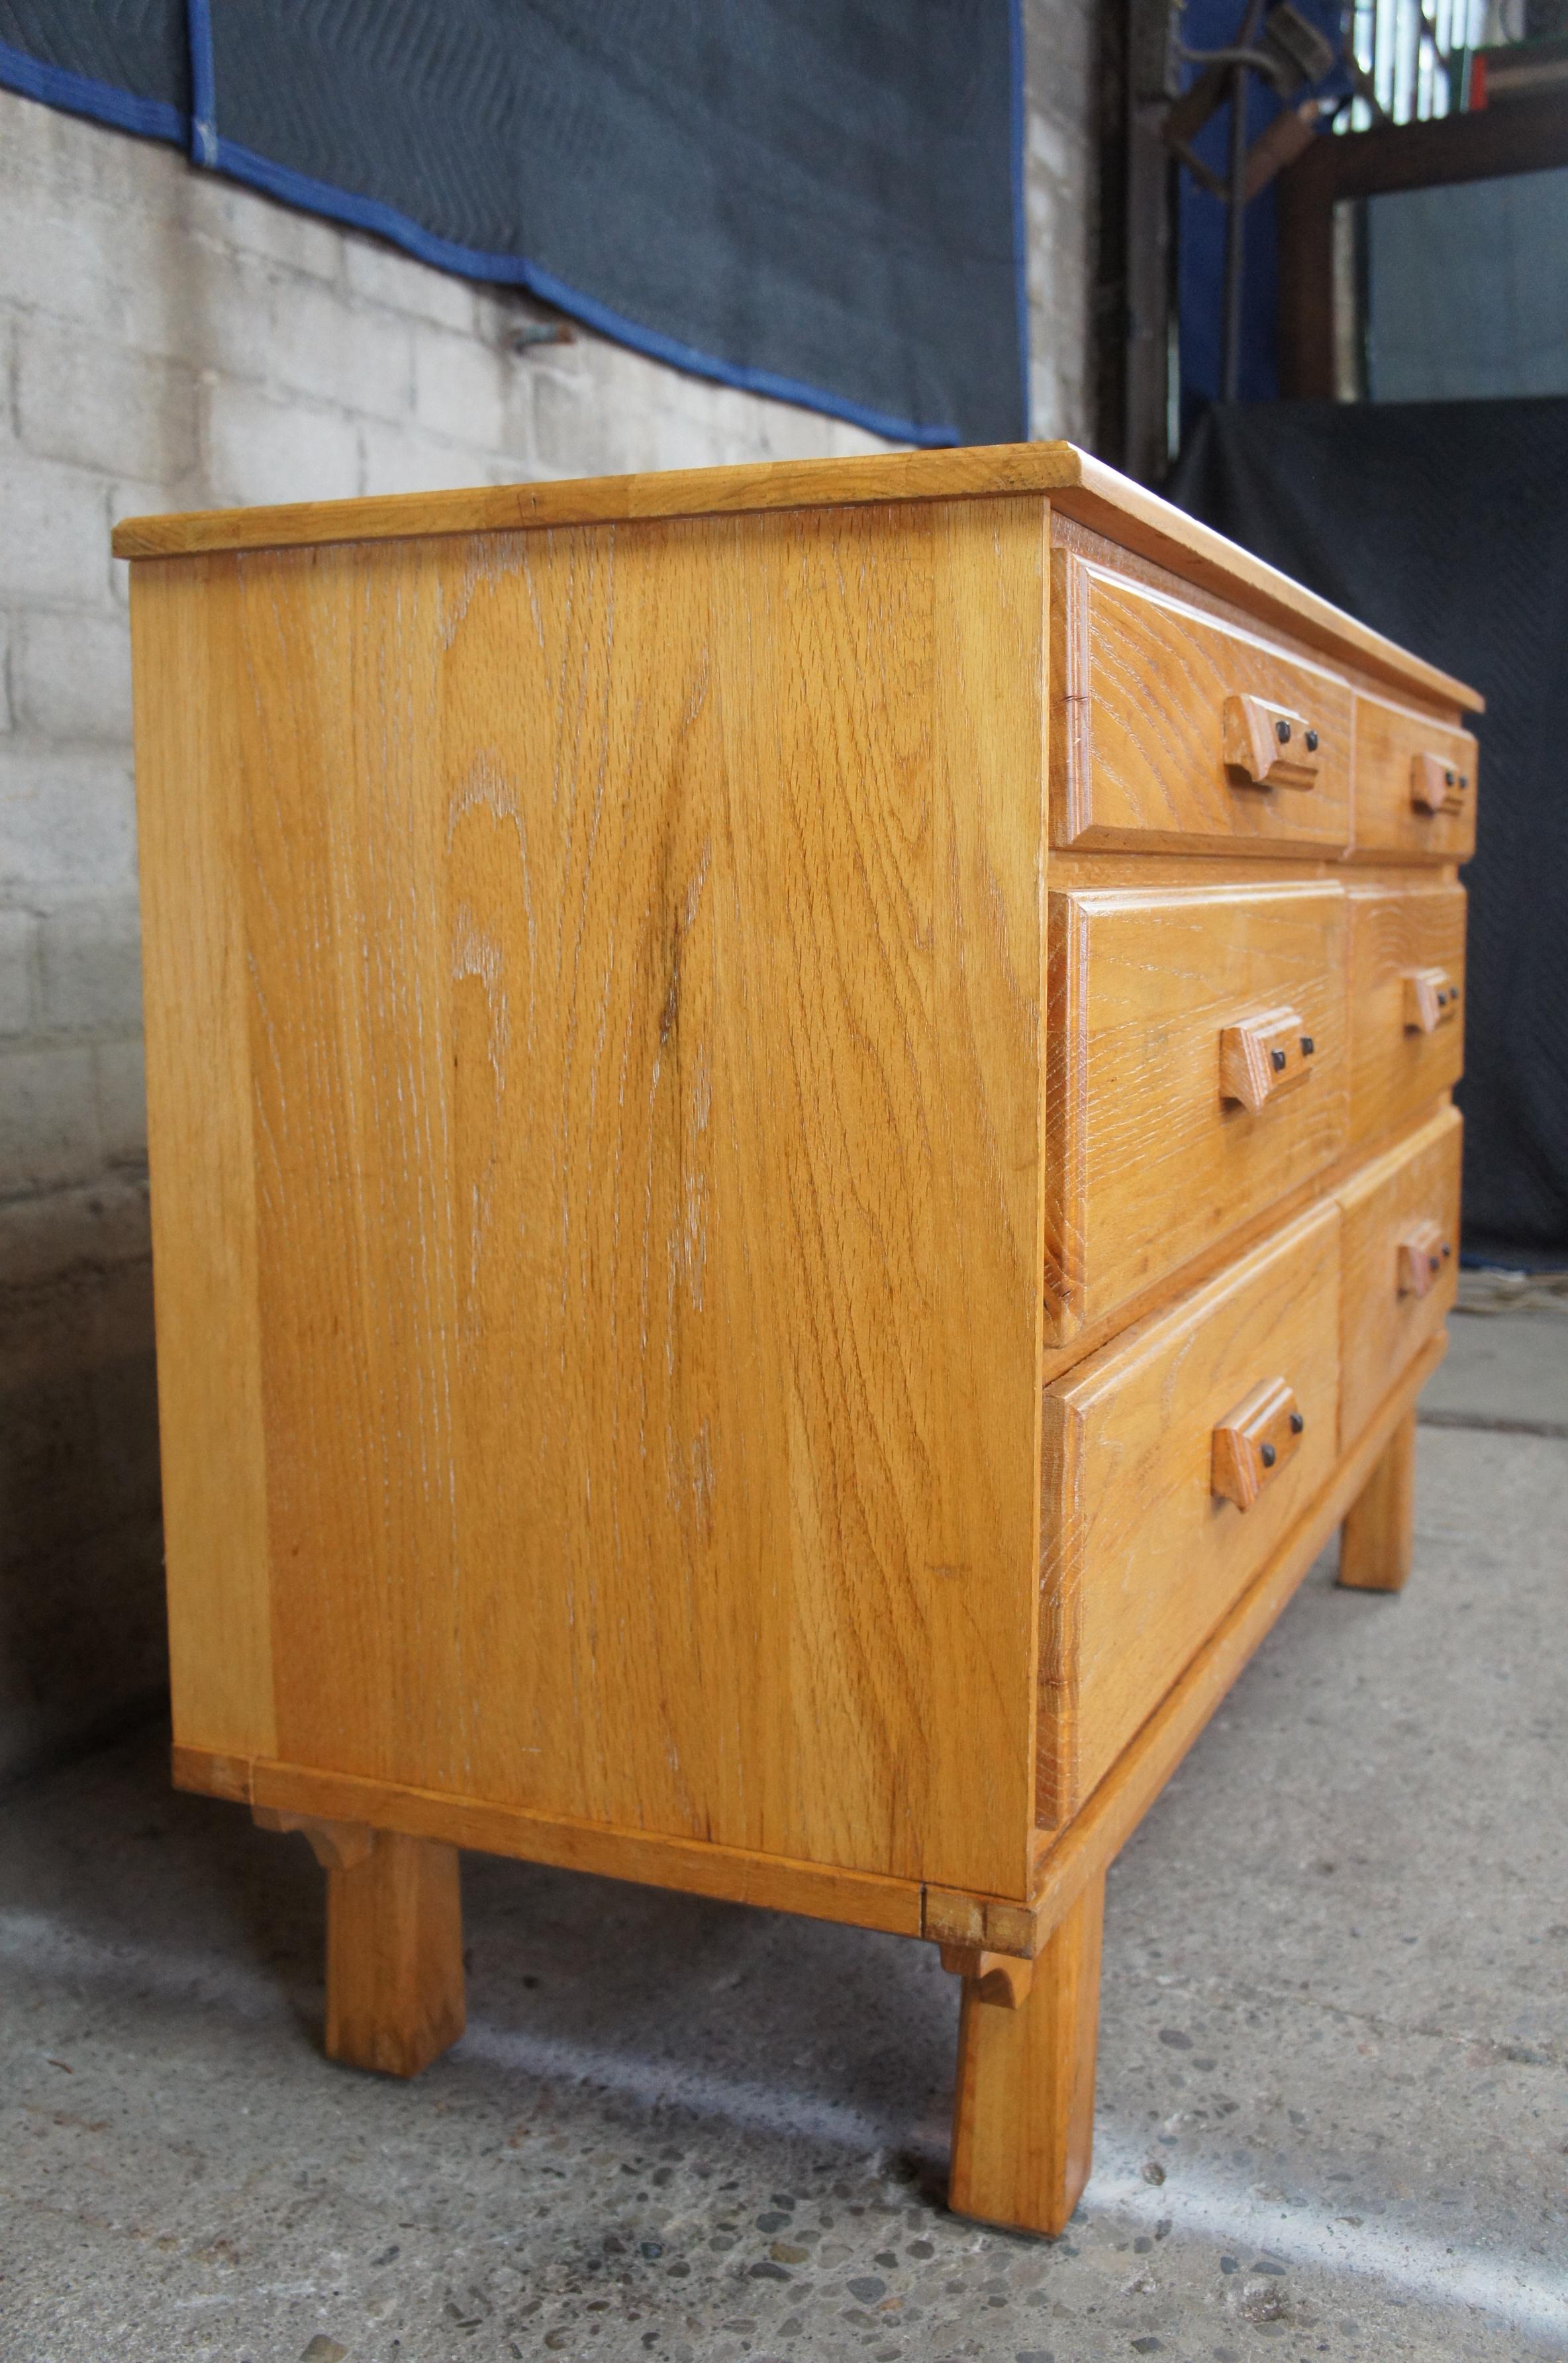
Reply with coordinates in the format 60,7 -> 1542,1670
1040,1203 -> 1341,1825
1337,1107 -> 1461,1442
1046,883 -> 1348,1339
1353,692 -> 1477,860
1052,553 -> 1352,854
1347,883 -> 1465,1144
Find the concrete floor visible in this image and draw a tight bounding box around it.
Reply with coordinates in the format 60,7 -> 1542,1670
1,1313 -> 1564,2363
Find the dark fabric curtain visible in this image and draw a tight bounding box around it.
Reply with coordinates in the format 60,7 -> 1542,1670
0,0 -> 1026,448
1169,398 -> 1568,1262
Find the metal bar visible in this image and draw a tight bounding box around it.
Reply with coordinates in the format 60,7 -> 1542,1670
1219,0 -> 1266,401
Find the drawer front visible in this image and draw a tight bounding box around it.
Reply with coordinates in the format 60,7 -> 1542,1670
1348,883 -> 1466,1144
1040,1203 -> 1342,1826
1054,554 -> 1353,854
1046,883 -> 1348,1339
1338,1105 -> 1461,1442
1353,692 -> 1477,860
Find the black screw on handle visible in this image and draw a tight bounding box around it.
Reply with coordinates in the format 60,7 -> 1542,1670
1289,1411 -> 1304,1434
1275,718 -> 1293,744
1271,1047 -> 1288,1072
1261,1442 -> 1277,1467
1445,768 -> 1455,787
1300,1035 -> 1314,1056
1305,729 -> 1319,752
1442,1242 -> 1452,1258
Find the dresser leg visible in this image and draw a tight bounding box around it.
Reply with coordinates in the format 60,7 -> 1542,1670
1339,1408 -> 1417,1593
323,1830 -> 466,2078
947,1870 -> 1105,2237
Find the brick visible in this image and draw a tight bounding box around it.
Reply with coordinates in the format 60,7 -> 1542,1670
94,1036 -> 148,1166
17,316 -> 201,489
180,252 -> 406,418
0,908 -> 38,1035
0,311 -> 14,449
0,1042 -> 101,1191
185,170 -> 345,285
532,366 -> 665,480
824,414 -> 895,458
39,897 -> 142,1034
357,421 -> 523,501
0,81 -> 181,227
0,1170 -> 150,1293
107,479 -> 189,607
0,454 -> 114,609
0,749 -> 137,893
411,325 -> 516,451
750,396 -> 847,465
0,176 -> 175,348
202,379 -> 362,509
264,274 -> 415,421
346,235 -> 478,332
644,403 -> 737,474
15,614 -> 133,747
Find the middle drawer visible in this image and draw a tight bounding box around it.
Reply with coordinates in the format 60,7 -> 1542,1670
1046,881 -> 1349,1340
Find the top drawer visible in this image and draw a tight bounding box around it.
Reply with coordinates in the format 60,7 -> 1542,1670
1052,552 -> 1353,855
1353,692 -> 1478,861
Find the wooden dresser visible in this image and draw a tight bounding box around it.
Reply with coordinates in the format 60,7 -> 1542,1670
115,444 -> 1479,2238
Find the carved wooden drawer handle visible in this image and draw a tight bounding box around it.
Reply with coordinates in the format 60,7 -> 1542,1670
1219,1005 -> 1317,1113
1223,694 -> 1322,791
1397,1218 -> 1453,1298
1212,1377 -> 1304,1511
1402,966 -> 1460,1034
1410,752 -> 1470,815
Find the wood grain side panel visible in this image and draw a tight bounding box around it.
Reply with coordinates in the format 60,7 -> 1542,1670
1046,882 -> 1348,1338
130,559 -> 276,1762
225,499 -> 1045,1900
1336,1105 -> 1461,1442
1039,1203 -> 1342,1824
1347,884 -> 1467,1144
1051,552 -> 1352,854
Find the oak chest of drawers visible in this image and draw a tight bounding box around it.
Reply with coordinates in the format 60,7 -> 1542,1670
116,443 -> 1479,2237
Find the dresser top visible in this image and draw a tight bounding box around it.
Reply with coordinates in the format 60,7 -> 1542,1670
112,440 -> 1481,713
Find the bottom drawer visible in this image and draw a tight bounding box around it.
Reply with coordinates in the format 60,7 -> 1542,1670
1039,1202 -> 1341,1827
1336,1105 -> 1461,1442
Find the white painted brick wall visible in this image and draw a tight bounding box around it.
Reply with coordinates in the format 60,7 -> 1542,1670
0,11 -> 1093,1770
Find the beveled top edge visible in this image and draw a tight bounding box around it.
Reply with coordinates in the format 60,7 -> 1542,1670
113,442 -> 1083,556
111,440 -> 1483,714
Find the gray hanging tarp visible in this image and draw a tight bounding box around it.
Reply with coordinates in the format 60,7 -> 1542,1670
1169,397 -> 1568,1264
0,0 -> 1026,448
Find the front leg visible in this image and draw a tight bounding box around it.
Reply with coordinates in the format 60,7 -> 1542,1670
256,1811 -> 465,2076
946,1870 -> 1106,2237
1339,1407 -> 1417,1593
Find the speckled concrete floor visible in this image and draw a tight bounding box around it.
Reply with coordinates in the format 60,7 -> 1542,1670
1,1314 -> 1564,2363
